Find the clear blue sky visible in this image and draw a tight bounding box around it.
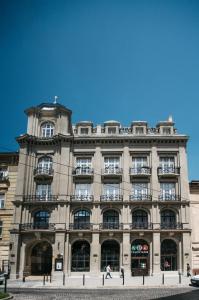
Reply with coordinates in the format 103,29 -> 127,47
0,0 -> 199,180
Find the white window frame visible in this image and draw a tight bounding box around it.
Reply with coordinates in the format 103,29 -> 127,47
80,127 -> 89,135
75,183 -> 91,196
38,157 -> 53,172
41,122 -> 55,138
132,157 -> 148,168
160,183 -> 176,198
103,183 -> 120,196
36,184 -> 51,200
104,157 -> 120,168
132,183 -> 148,196
108,127 -> 116,134
135,127 -> 144,135
76,157 -> 92,168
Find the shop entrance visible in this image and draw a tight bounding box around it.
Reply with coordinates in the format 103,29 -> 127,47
131,239 -> 150,276
161,239 -> 177,271
31,241 -> 52,275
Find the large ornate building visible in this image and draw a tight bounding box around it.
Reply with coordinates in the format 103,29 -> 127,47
0,152 -> 18,272
9,102 -> 191,278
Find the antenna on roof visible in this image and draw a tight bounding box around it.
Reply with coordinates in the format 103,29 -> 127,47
53,96 -> 58,104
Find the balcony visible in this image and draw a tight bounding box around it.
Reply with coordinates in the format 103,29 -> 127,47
23,195 -> 58,203
129,194 -> 152,201
70,195 -> 94,202
130,222 -> 153,229
20,223 -> 55,231
99,222 -> 123,230
161,222 -> 183,230
33,167 -> 54,179
69,223 -> 93,230
102,167 -> 123,179
100,194 -> 123,202
157,167 -> 180,177
0,171 -> 9,182
129,167 -> 151,178
72,167 -> 94,178
158,194 -> 180,201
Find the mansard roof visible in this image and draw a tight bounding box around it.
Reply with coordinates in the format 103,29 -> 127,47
25,102 -> 72,115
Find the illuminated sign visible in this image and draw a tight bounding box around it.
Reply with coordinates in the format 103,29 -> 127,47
131,244 -> 149,254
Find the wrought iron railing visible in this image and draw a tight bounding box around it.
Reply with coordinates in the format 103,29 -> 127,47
129,167 -> 151,175
20,223 -> 55,230
72,167 -> 94,176
99,222 -> 123,230
161,222 -> 183,229
23,195 -> 58,202
102,167 -> 123,175
34,167 -> 54,176
129,194 -> 152,201
130,222 -> 153,229
69,223 -> 93,230
157,167 -> 180,175
158,194 -> 180,201
100,194 -> 123,201
70,195 -> 94,201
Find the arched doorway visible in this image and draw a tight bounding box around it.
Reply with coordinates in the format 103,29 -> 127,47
71,240 -> 90,271
31,241 -> 52,275
103,210 -> 119,229
101,240 -> 120,271
161,239 -> 177,271
131,239 -> 150,276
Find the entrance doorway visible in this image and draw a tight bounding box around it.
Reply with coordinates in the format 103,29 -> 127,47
131,239 -> 150,276
161,239 -> 177,271
71,240 -> 90,272
101,240 -> 120,271
31,241 -> 52,275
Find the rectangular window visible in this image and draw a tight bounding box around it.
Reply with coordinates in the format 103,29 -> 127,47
160,157 -> 175,168
0,168 -> 8,180
135,127 -> 144,135
0,221 -> 2,237
75,184 -> 91,196
36,184 -> 51,200
160,183 -> 176,200
104,157 -> 120,168
0,194 -> 5,209
108,127 -> 116,134
76,158 -> 92,168
162,127 -> 171,135
103,183 -> 120,195
132,183 -> 148,196
132,157 -> 147,168
80,128 -> 89,135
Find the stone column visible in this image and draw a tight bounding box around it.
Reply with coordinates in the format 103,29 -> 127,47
152,232 -> 161,274
182,232 -> 191,274
90,233 -> 100,274
122,232 -> 131,276
93,146 -> 101,201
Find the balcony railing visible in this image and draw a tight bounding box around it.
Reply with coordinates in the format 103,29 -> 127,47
99,222 -> 123,230
100,194 -> 123,201
161,222 -> 183,229
34,167 -> 54,177
157,167 -> 180,176
102,167 -> 123,176
0,171 -> 9,182
69,223 -> 93,230
23,195 -> 58,202
130,222 -> 153,229
129,167 -> 151,176
20,223 -> 55,230
129,194 -> 152,201
72,167 -> 94,176
158,194 -> 180,201
70,195 -> 94,201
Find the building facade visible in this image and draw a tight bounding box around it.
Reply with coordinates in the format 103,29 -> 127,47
9,103 -> 191,278
0,152 -> 18,272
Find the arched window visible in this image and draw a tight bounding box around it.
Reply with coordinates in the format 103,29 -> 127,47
71,240 -> 90,272
34,211 -> 49,229
103,210 -> 119,229
41,122 -> 55,138
132,210 -> 148,229
74,210 -> 90,229
161,209 -> 176,229
38,157 -> 53,174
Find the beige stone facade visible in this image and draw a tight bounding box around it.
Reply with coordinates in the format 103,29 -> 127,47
190,181 -> 199,273
0,152 -> 18,272
9,103 -> 191,279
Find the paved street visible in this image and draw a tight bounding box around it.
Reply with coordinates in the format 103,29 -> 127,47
10,287 -> 199,300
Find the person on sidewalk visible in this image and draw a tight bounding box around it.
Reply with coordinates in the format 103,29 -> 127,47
187,263 -> 191,277
105,265 -> 112,279
120,266 -> 124,278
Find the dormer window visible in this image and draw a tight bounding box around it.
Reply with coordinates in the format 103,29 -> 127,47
80,128 -> 89,135
41,122 -> 54,138
162,127 -> 171,135
135,127 -> 144,135
108,127 -> 116,134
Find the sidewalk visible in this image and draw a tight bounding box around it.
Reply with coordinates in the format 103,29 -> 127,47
6,274 -> 192,289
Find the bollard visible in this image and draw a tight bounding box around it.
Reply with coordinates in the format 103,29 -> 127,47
4,276 -> 7,293
102,274 -> 104,286
50,273 -> 52,283
43,275 -> 45,286
162,273 -> 164,285
23,276 -> 25,282
195,272 -> 197,276
83,274 -> 85,286
123,274 -> 124,285
46,274 -> 48,282
143,274 -> 145,285
63,273 -> 65,286
179,273 -> 181,284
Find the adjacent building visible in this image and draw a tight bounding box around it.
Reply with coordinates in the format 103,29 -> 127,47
9,103 -> 191,278
0,152 -> 18,272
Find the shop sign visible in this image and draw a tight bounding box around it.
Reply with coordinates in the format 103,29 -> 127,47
131,244 -> 149,254
55,258 -> 63,271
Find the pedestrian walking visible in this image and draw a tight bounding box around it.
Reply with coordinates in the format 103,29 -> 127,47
120,266 -> 124,278
105,265 -> 112,279
187,263 -> 191,277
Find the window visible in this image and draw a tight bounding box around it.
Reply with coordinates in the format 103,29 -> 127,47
104,157 -> 120,170
75,184 -> 91,196
160,183 -> 176,200
0,194 -> 5,209
108,127 -> 116,134
160,157 -> 174,168
162,127 -> 171,135
132,210 -> 148,228
104,183 -> 119,196
76,158 -> 91,168
0,168 -> 8,180
0,220 -> 2,237
135,127 -> 144,135
161,210 -> 176,229
103,210 -> 119,229
132,183 -> 148,196
80,128 -> 89,135
38,157 -> 53,173
74,210 -> 90,229
41,122 -> 54,138
36,184 -> 51,200
34,211 -> 49,229
132,157 -> 147,168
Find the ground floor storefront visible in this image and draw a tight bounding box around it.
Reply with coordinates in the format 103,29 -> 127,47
9,231 -> 191,278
